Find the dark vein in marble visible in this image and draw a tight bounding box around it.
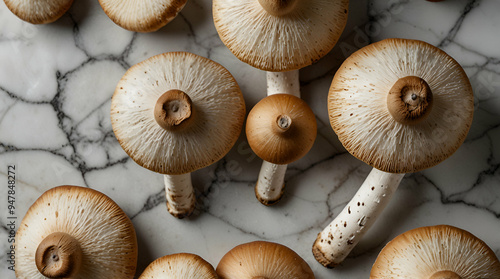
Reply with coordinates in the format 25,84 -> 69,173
437,0 -> 480,48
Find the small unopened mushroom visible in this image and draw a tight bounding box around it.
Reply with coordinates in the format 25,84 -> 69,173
139,253 -> 218,278
217,241 -> 315,279
246,94 -> 317,205
370,225 -> 500,278
15,185 -> 138,279
3,0 -> 74,24
313,38 -> 474,268
111,52 -> 245,218
98,0 -> 187,32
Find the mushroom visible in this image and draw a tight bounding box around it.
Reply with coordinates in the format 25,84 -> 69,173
246,94 -> 317,205
3,0 -> 74,24
213,0 -> 349,204
370,225 -> 500,278
139,253 -> 218,278
98,0 -> 187,32
15,185 -> 138,279
111,51 -> 245,218
216,241 -> 315,279
312,38 -> 474,267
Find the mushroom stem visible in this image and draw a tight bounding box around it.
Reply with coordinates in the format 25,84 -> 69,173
164,173 -> 196,219
35,232 -> 82,278
255,70 -> 300,205
154,89 -> 194,131
258,0 -> 299,16
312,168 -> 405,268
429,271 -> 462,279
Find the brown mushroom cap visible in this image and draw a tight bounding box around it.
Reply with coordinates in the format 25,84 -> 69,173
328,38 -> 474,173
3,0 -> 74,24
98,0 -> 187,32
15,185 -> 138,279
216,241 -> 315,279
111,52 -> 245,175
213,0 -> 349,71
139,253 -> 218,278
246,94 -> 317,164
370,225 -> 500,278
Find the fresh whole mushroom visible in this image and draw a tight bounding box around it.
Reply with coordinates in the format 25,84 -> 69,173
216,241 -> 315,279
98,0 -> 187,32
15,185 -> 138,279
313,38 -> 474,267
213,0 -> 349,204
370,225 -> 500,278
246,94 -> 317,205
139,253 -> 218,278
111,52 -> 245,218
3,0 -> 74,24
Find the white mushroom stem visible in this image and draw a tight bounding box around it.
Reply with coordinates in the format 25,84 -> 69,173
255,70 -> 300,205
164,173 -> 195,219
313,168 -> 405,267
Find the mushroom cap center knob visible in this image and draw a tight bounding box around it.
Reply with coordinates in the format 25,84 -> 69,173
258,0 -> 299,16
387,76 -> 433,125
429,270 -> 462,279
154,89 -> 194,131
35,232 -> 82,278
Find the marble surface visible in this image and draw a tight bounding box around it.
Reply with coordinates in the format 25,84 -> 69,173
1,0 -> 500,278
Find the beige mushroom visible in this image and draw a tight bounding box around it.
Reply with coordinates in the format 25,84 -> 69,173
15,185 -> 138,279
3,0 -> 73,24
98,0 -> 187,32
246,94 -> 317,205
111,52 -> 245,218
313,38 -> 474,268
371,225 -> 500,278
139,253 -> 218,278
217,241 -> 315,279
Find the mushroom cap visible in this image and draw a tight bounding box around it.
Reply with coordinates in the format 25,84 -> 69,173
139,253 -> 218,278
246,94 -> 317,165
15,185 -> 138,279
216,241 -> 315,279
111,52 -> 246,175
4,0 -> 74,24
328,38 -> 474,173
98,0 -> 187,32
213,0 -> 349,72
370,225 -> 500,278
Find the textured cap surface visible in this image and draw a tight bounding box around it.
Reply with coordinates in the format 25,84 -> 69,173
139,253 -> 218,278
98,0 -> 187,32
111,52 -> 245,175
213,0 -> 349,71
15,186 -> 138,279
328,38 -> 474,173
4,0 -> 73,24
370,225 -> 500,278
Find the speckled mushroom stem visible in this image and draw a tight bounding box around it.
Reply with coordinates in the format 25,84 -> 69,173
255,70 -> 300,205
313,168 -> 404,268
35,232 -> 83,278
164,173 -> 196,219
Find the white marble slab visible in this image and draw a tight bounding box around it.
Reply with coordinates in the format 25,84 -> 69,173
1,0 -> 499,278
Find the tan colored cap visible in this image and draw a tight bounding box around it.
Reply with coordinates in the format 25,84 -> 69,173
213,0 -> 349,71
15,186 -> 137,279
217,241 -> 315,279
371,225 -> 500,278
328,38 -> 474,173
139,253 -> 218,278
98,0 -> 187,32
4,0 -> 73,24
246,94 -> 317,164
111,52 -> 245,175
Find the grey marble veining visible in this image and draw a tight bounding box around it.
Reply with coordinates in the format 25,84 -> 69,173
1,0 -> 499,278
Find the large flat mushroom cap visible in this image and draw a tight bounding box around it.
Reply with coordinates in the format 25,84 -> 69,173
15,186 -> 138,279
213,0 -> 349,72
111,52 -> 246,175
4,0 -> 73,24
370,225 -> 500,278
98,0 -> 187,32
328,38 -> 474,173
216,241 -> 315,279
139,253 -> 218,278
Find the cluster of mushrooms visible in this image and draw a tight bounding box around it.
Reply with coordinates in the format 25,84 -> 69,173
9,0 -> 500,278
